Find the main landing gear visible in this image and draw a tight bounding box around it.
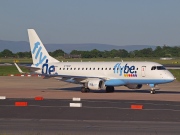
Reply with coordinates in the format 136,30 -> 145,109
81,86 -> 115,93
81,83 -> 90,93
81,87 -> 90,93
106,86 -> 115,93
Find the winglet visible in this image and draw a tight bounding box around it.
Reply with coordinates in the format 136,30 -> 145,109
14,63 -> 25,73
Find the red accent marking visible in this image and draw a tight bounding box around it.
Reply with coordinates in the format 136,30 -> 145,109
15,102 -> 28,106
35,97 -> 44,100
131,105 -> 143,110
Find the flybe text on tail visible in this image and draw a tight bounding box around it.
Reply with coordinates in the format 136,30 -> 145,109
33,42 -> 47,66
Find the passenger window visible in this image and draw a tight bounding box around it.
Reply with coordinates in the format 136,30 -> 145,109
74,68 -> 76,70
102,68 -> 103,70
98,68 -> 99,70
90,68 -> 91,70
59,68 -> 61,70
82,68 -> 84,70
63,68 -> 65,70
86,68 -> 88,70
105,68 -> 107,70
70,68 -> 72,70
78,68 -> 80,70
67,68 -> 68,70
93,68 -> 95,70
109,68 -> 111,70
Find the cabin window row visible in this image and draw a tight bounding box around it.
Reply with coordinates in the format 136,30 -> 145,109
59,67 -> 139,70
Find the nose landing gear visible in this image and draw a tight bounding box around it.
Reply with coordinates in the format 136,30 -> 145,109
150,88 -> 156,94
149,84 -> 159,94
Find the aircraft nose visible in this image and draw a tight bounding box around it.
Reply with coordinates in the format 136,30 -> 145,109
167,73 -> 176,82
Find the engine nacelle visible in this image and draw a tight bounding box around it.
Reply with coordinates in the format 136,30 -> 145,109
125,84 -> 142,89
88,79 -> 104,90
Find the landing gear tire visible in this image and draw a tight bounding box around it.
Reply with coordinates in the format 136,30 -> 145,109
86,88 -> 90,92
81,87 -> 90,93
106,86 -> 115,93
150,89 -> 155,94
81,87 -> 86,93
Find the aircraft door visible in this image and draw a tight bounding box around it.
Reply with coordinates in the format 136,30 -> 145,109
141,66 -> 146,77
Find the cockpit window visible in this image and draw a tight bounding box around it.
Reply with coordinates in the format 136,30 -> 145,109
151,66 -> 156,70
157,66 -> 166,70
151,66 -> 166,70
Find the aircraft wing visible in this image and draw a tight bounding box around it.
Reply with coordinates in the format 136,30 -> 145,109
14,63 -> 107,83
44,74 -> 108,83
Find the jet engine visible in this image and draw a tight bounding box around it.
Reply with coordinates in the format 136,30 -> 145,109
125,84 -> 142,89
88,79 -> 105,90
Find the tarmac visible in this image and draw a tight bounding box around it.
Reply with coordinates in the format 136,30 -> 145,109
0,76 -> 180,135
0,76 -> 180,101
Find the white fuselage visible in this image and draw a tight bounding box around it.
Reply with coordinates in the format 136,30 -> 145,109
35,61 -> 174,85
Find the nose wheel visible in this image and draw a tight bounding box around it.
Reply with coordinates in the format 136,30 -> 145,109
149,84 -> 158,94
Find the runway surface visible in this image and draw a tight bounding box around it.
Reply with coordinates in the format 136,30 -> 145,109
0,76 -> 180,134
1,76 -> 180,101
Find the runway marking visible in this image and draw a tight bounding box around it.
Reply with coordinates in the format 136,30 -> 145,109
34,97 -> 44,100
0,96 -> 6,100
78,100 -> 180,107
15,102 -> 28,106
72,97 -> 81,101
131,105 -> 143,109
1,104 -> 180,112
69,103 -> 82,107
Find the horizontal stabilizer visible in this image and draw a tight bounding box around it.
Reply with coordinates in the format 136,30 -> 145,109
24,66 -> 41,72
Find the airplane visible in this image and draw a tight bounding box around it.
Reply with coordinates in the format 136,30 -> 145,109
16,29 -> 175,94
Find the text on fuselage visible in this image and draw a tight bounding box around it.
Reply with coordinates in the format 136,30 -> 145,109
114,63 -> 137,77
42,59 -> 56,74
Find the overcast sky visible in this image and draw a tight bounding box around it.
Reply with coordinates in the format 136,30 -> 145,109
0,0 -> 180,46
